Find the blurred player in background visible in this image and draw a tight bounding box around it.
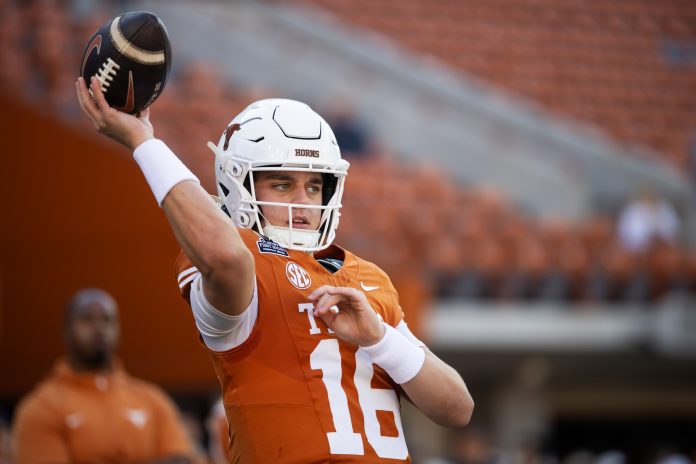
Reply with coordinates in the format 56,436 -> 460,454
206,397 -> 229,464
75,75 -> 473,463
12,288 -> 195,464
617,187 -> 681,253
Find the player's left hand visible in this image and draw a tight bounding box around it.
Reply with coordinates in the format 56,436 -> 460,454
309,285 -> 386,347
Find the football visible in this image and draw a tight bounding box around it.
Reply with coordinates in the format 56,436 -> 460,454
80,11 -> 172,115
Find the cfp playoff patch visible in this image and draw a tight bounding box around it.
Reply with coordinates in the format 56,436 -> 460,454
256,236 -> 289,257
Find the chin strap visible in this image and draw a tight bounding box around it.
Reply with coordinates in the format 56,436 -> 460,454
263,224 -> 321,251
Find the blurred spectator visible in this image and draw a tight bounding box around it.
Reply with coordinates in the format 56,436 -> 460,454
617,188 -> 680,253
12,289 -> 195,464
326,96 -> 372,158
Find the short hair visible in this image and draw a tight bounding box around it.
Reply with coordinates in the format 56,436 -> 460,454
63,288 -> 118,327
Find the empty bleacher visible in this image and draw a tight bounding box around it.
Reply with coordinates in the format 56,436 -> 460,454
1,0 -> 694,306
299,0 -> 696,171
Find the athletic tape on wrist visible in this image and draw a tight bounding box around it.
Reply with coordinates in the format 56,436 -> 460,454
133,139 -> 200,206
360,323 -> 425,384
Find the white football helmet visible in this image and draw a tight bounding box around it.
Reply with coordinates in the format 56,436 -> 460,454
207,98 -> 349,252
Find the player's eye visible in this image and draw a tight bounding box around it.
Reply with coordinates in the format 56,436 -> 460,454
272,183 -> 290,191
307,185 -> 321,194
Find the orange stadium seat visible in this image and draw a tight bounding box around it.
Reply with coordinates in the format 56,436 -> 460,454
2,0 -> 694,304
297,0 -> 696,170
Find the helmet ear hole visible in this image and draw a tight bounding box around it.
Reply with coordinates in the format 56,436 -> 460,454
322,173 -> 338,206
238,213 -> 250,227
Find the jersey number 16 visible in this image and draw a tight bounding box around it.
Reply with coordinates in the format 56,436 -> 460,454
310,338 -> 409,460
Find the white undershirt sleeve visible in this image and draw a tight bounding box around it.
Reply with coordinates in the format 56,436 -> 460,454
189,273 -> 258,352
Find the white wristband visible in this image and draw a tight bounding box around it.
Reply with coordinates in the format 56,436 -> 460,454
133,139 -> 200,206
360,323 -> 425,384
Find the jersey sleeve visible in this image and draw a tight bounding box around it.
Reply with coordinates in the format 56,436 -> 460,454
173,229 -> 260,302
145,384 -> 196,458
174,248 -> 259,352
13,394 -> 72,463
174,250 -> 198,303
361,263 -> 405,328
357,259 -> 427,349
373,288 -> 403,328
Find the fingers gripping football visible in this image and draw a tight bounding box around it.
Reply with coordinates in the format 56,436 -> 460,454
308,286 -> 386,347
75,76 -> 154,150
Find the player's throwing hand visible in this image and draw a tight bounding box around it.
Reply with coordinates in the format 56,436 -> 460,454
309,285 -> 386,347
75,76 -> 154,150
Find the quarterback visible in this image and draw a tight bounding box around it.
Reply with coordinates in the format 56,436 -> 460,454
76,75 -> 473,463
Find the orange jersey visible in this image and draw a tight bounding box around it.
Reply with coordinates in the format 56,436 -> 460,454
12,359 -> 194,464
175,229 -> 411,463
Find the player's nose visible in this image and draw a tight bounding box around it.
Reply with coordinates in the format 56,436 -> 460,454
291,185 -> 313,205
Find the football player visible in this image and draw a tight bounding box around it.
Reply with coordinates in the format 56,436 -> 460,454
13,289 -> 195,463
76,75 -> 474,463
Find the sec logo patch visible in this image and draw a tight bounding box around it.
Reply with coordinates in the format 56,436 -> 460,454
286,262 -> 311,289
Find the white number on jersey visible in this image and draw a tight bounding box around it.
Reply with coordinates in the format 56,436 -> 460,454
310,339 -> 409,459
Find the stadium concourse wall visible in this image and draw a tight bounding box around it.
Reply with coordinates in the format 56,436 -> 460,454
0,94 -> 216,397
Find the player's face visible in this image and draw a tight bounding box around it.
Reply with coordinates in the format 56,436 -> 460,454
65,300 -> 120,369
254,171 -> 323,230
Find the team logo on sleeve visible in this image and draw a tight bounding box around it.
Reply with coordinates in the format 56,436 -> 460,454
286,262 -> 311,289
257,236 -> 289,257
